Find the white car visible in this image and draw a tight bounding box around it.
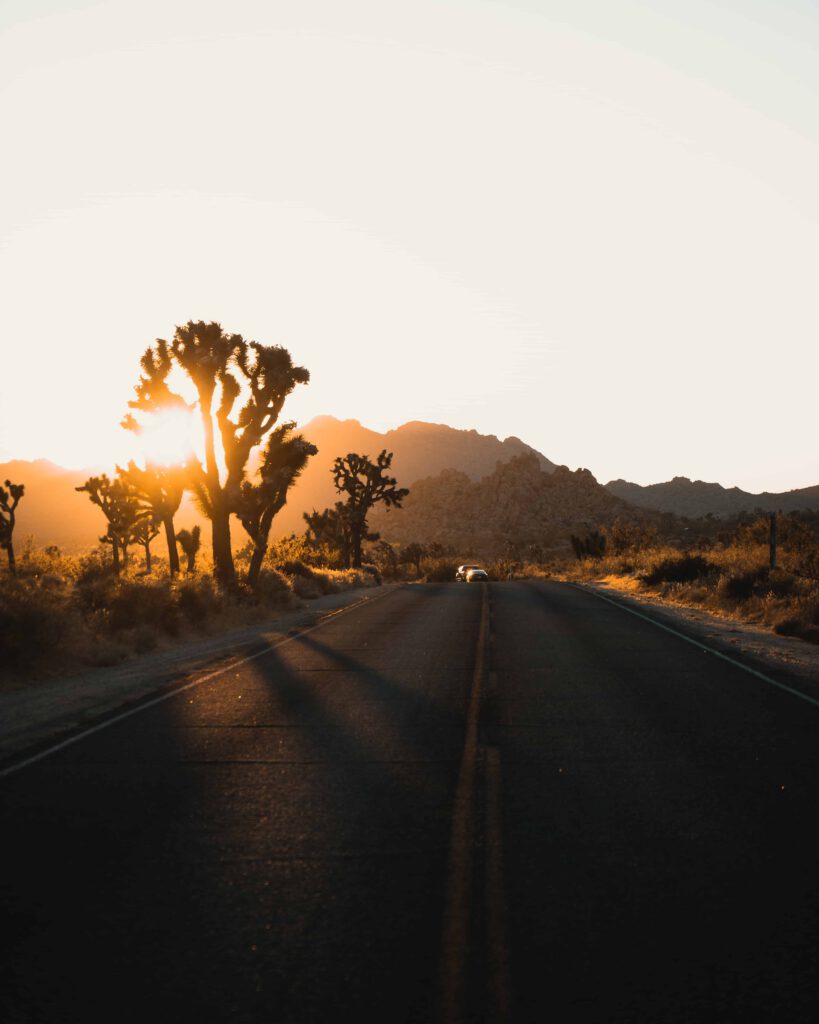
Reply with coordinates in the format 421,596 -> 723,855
465,568 -> 489,583
455,563 -> 483,581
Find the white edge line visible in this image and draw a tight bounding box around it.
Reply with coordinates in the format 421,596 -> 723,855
0,587 -> 395,780
570,582 -> 819,711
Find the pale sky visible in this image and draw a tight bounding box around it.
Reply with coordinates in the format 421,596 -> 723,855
2,0 -> 818,492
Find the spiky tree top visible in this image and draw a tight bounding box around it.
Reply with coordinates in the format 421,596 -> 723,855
118,460 -> 186,522
332,450 -> 409,522
175,526 -> 201,559
126,321 -> 309,496
76,474 -> 148,540
235,423 -> 317,581
0,479 -> 25,549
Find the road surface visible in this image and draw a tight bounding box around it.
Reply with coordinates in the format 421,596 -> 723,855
2,581 -> 817,1022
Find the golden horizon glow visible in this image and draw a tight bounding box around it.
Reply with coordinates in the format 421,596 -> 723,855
133,407 -> 201,469
2,1 -> 819,492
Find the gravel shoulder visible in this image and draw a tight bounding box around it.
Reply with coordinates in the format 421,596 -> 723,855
0,584 -> 396,765
576,575 -> 819,693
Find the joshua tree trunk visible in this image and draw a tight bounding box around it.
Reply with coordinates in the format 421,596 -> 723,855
211,500 -> 234,585
163,517 -> 180,575
144,539 -> 152,574
246,501 -> 287,588
5,542 -> 16,576
247,541 -> 267,588
351,530 -> 362,569
111,538 -> 121,576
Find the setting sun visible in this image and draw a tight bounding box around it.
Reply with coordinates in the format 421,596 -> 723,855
135,407 -> 199,467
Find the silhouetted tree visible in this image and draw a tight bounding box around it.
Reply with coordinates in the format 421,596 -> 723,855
133,516 -> 161,573
235,423 -> 317,587
332,451 -> 408,568
0,479 -> 25,576
399,542 -> 426,577
570,530 -> 607,561
370,539 -> 399,578
126,321 -> 309,585
118,461 -> 186,575
176,526 -> 201,573
76,474 -> 146,575
303,504 -> 351,568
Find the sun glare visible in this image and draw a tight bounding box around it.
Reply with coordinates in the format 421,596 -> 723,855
137,408 -> 199,467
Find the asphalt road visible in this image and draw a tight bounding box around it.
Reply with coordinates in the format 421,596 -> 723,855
2,581 -> 817,1023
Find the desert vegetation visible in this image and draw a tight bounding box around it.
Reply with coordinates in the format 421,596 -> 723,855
0,479 -> 25,575
561,511 -> 819,644
0,321 -> 411,684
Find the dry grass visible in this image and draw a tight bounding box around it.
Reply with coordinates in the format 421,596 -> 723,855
0,540 -> 380,684
558,539 -> 819,643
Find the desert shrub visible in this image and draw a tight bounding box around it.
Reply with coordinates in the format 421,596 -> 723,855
0,579 -> 70,672
278,559 -> 317,579
642,554 -> 712,586
716,567 -> 770,602
360,564 -> 381,585
176,576 -> 222,624
605,519 -> 659,554
74,573 -> 118,613
130,625 -> 158,654
252,568 -> 294,605
424,559 -> 460,583
106,580 -> 180,636
772,615 -> 819,643
74,546 -> 114,584
267,534 -> 335,569
291,573 -> 324,599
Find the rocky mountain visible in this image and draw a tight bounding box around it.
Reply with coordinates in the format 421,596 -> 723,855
605,476 -> 819,518
370,452 -> 637,558
270,416 -> 556,535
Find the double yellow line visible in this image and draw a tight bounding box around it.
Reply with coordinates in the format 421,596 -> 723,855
438,584 -> 511,1023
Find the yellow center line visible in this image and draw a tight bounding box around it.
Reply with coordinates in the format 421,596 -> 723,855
485,742 -> 511,1023
438,583 -> 489,1023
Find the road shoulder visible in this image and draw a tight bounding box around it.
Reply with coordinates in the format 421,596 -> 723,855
0,584 -> 395,765
572,577 -> 819,694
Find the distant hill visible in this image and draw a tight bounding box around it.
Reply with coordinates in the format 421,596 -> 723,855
0,460 -> 106,553
0,458 -> 205,554
369,452 -> 636,558
8,425 -> 817,555
605,476 -> 819,518
0,418 -> 556,551
270,416 -> 556,535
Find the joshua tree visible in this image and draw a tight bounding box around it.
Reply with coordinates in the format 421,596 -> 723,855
176,526 -> 201,573
0,479 -> 25,576
125,321 -> 309,585
133,516 -> 161,573
118,461 -> 185,575
303,504 -> 354,568
332,451 -> 408,568
76,474 -> 146,575
399,542 -> 427,577
371,539 -> 399,578
235,423 -> 317,587
570,530 -> 607,561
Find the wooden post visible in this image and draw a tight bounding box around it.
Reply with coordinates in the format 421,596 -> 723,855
769,511 -> 777,570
